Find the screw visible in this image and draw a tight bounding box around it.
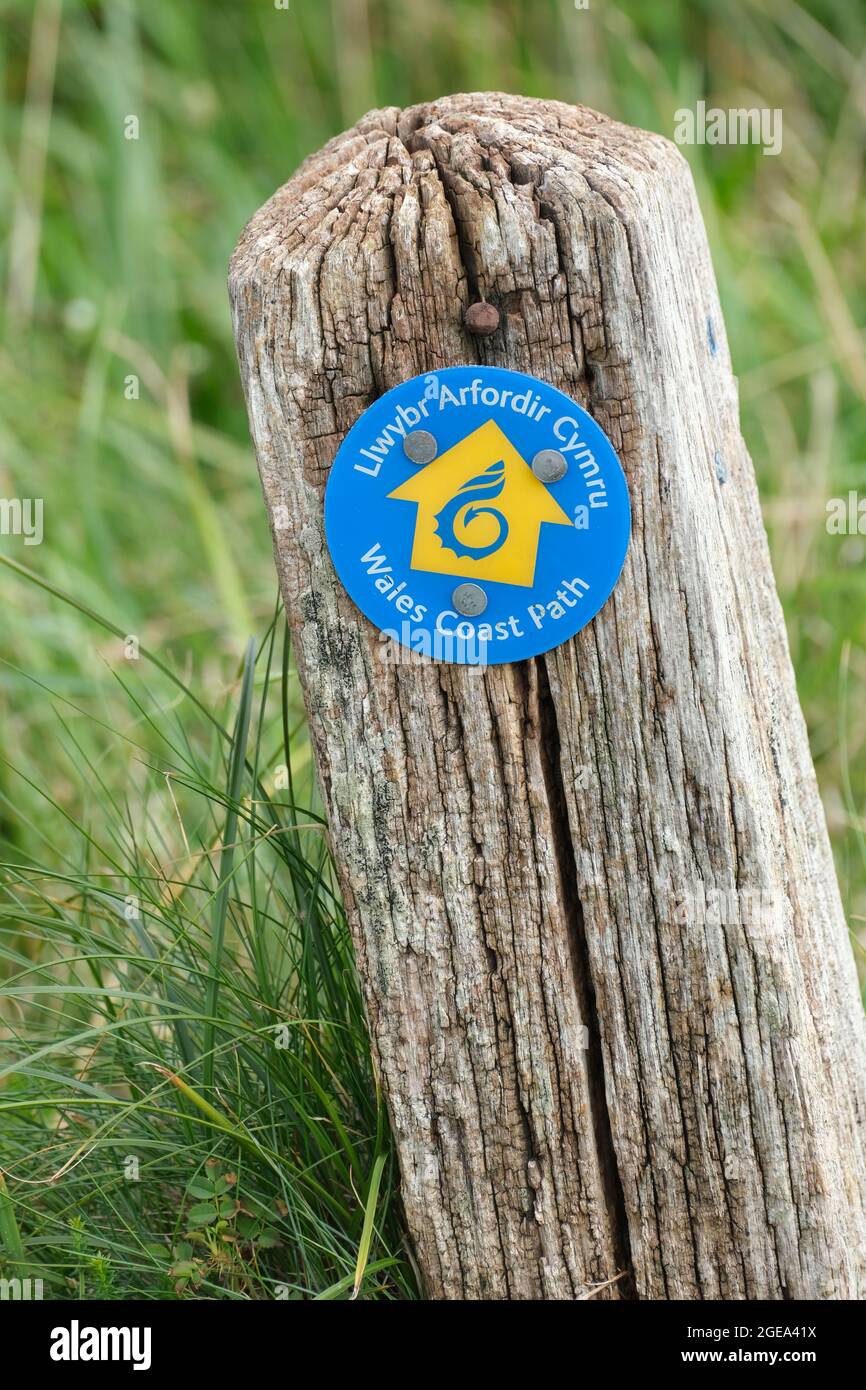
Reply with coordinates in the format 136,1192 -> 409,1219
404,429 -> 437,464
452,582 -> 488,617
531,449 -> 568,483
463,301 -> 500,336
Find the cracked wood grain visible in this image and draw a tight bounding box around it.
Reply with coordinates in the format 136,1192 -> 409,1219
229,93 -> 866,1300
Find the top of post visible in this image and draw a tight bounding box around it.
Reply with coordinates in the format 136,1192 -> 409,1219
229,91 -> 686,299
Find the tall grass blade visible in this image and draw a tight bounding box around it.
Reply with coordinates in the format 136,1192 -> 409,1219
202,638 -> 256,1090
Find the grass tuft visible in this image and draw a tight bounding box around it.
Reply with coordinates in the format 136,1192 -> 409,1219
0,574 -> 415,1299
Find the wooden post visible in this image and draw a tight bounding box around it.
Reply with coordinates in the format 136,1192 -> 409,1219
230,94 -> 866,1300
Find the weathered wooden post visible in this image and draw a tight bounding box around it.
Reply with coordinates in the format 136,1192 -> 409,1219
230,94 -> 866,1300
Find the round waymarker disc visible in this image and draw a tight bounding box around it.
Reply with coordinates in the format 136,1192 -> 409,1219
323,366 -> 631,667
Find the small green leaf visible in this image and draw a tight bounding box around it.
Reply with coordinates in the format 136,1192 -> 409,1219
187,1202 -> 218,1226
186,1180 -> 214,1200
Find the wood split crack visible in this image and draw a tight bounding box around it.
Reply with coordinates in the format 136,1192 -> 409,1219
534,656 -> 635,1297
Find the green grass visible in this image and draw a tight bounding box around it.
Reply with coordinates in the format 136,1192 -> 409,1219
0,575 -> 415,1298
0,0 -> 864,1298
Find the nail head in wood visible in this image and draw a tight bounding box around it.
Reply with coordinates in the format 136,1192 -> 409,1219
463,301 -> 500,336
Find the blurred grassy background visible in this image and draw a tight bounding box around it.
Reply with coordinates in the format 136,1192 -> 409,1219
0,0 -> 864,1298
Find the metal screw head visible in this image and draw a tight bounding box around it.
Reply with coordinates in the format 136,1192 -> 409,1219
452,582 -> 488,617
531,449 -> 568,483
403,430 -> 437,465
463,301 -> 500,336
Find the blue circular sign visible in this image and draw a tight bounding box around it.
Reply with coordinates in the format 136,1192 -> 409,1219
324,366 -> 631,666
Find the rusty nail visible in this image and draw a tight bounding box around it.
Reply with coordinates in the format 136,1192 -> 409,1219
463,301 -> 500,336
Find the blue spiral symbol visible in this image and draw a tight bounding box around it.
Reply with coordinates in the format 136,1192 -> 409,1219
433,461 -> 510,560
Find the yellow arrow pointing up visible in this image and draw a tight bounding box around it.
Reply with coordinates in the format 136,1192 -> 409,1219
388,419 -> 572,587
